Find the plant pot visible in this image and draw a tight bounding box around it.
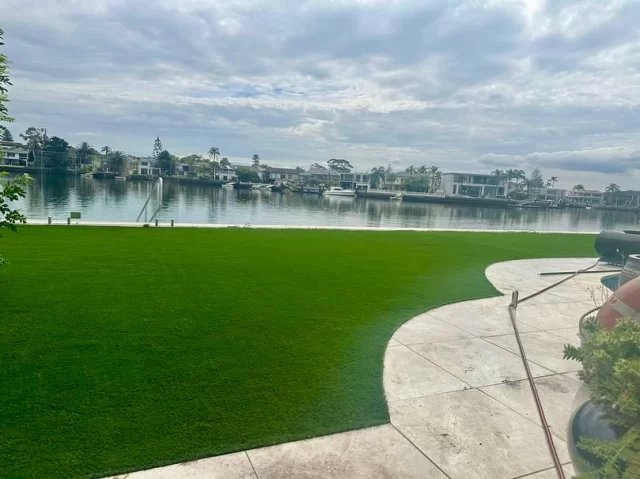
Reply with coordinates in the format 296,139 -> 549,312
568,385 -> 626,475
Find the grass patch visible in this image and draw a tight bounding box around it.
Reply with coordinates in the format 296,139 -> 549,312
1,227 -> 595,477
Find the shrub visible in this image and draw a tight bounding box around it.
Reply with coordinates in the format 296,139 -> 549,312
564,318 -> 640,478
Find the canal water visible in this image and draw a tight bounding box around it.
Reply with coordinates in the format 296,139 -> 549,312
9,173 -> 640,232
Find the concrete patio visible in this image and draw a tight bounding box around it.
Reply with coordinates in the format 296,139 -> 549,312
110,257 -> 611,479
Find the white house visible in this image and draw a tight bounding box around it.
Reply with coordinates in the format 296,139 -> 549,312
0,141 -> 30,166
134,157 -> 160,176
441,173 -> 507,198
214,166 -> 237,182
340,172 -> 370,192
565,189 -> 603,206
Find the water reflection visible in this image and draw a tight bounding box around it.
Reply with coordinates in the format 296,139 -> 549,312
9,173 -> 640,232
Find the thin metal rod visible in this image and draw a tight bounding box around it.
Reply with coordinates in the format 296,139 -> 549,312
518,259 -> 602,304
509,302 -> 566,479
539,269 -> 620,276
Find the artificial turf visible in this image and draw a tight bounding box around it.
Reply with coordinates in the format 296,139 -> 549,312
1,227 -> 595,478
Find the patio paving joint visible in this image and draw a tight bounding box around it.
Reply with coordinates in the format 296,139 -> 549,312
389,423 -> 454,479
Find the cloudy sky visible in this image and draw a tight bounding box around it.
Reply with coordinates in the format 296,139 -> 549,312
2,0 -> 639,189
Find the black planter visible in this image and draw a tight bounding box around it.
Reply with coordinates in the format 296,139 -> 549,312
568,400 -> 626,474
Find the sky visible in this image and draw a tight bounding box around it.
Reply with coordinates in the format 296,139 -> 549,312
1,0 -> 640,189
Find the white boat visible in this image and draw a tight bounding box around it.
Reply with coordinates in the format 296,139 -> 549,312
81,173 -> 93,178
324,187 -> 356,197
390,193 -> 404,201
115,175 -> 127,180
222,182 -> 236,189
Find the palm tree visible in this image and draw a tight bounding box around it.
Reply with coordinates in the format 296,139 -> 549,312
428,166 -> 440,192
101,145 -> 111,171
208,147 -> 220,162
252,154 -> 260,167
573,184 -> 585,191
549,176 -> 558,187
605,183 -> 621,193
417,165 -> 427,175
370,166 -> 386,189
406,165 -> 416,176
109,150 -> 127,174
77,141 -> 92,167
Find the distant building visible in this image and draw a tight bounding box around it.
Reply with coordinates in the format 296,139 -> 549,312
215,165 -> 237,182
441,173 -> 507,198
262,167 -> 301,183
528,187 -> 568,202
565,189 -> 603,206
340,172 -> 370,192
603,190 -> 640,208
299,168 -> 340,184
0,141 -> 30,166
134,157 -> 160,176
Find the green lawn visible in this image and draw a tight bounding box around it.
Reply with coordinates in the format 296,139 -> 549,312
1,227 -> 595,478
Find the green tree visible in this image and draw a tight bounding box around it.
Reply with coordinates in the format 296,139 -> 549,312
417,165 -> 427,175
0,28 -> 14,144
152,137 -> 163,162
310,162 -> 327,170
428,165 -> 440,192
605,183 -> 621,193
156,150 -> 173,175
77,141 -> 92,166
327,158 -> 353,173
46,136 -> 69,170
27,150 -> 34,164
100,145 -> 111,171
236,166 -> 260,183
19,127 -> 48,151
549,176 -> 558,187
404,176 -> 429,192
208,147 -> 220,162
406,165 -> 416,176
108,150 -> 127,174
252,154 -> 260,167
0,172 -> 33,267
219,157 -> 230,168
370,166 -> 386,189
573,184 -> 585,191
529,167 -> 544,189
2,128 -> 12,141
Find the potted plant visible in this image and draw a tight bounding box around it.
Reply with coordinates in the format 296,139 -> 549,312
564,317 -> 640,478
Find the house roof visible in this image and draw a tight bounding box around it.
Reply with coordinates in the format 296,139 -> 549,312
266,167 -> 300,174
300,168 -> 340,176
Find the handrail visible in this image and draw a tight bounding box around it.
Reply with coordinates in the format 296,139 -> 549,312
136,177 -> 163,222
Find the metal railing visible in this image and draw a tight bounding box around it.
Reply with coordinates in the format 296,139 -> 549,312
136,177 -> 163,223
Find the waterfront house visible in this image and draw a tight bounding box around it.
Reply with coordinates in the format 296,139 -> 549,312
603,190 -> 640,208
215,165 -> 237,182
262,167 -> 301,183
340,172 -> 370,192
441,172 -> 507,198
565,189 -> 603,206
0,141 -> 30,166
134,157 -> 160,176
299,168 -> 340,185
528,187 -> 568,202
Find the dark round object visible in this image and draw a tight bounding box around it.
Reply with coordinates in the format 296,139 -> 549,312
568,401 -> 626,474
595,230 -> 640,263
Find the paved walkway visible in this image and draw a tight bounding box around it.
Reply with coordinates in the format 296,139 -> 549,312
111,257 -> 610,479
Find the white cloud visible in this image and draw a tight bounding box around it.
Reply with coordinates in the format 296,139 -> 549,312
1,0 -> 639,188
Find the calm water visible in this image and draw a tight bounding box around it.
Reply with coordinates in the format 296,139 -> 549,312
10,173 -> 640,231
